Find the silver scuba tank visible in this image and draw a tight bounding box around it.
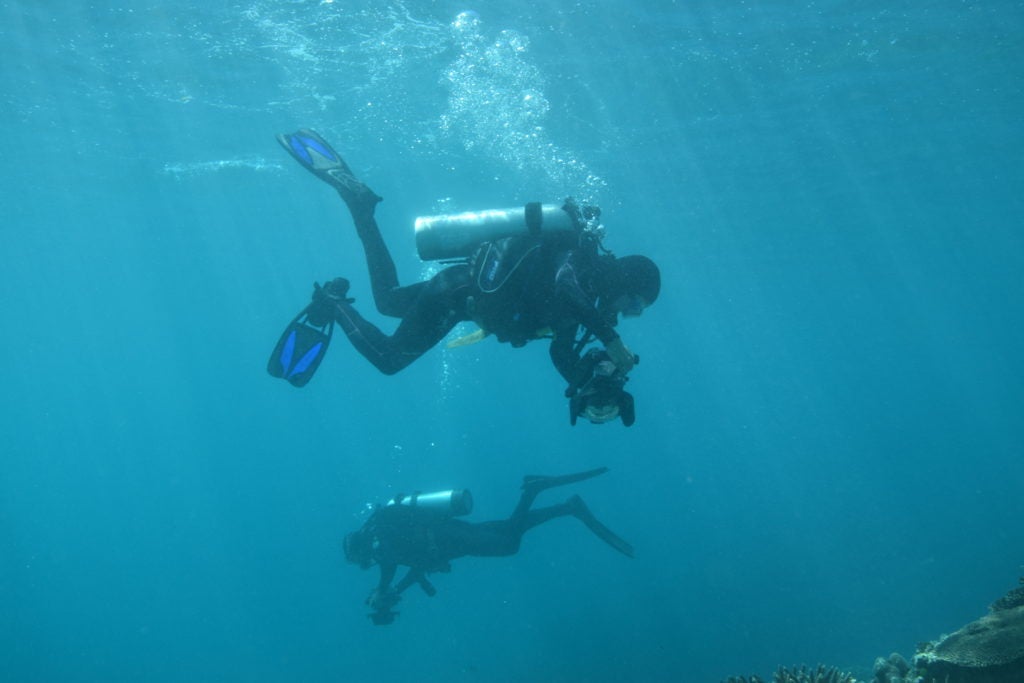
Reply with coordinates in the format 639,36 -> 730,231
415,202 -> 576,261
386,489 -> 474,517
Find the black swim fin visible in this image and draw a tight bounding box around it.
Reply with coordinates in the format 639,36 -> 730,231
267,304 -> 333,387
521,467 -> 609,495
569,495 -> 635,558
276,128 -> 380,207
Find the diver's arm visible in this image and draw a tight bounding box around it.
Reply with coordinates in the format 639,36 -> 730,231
603,336 -> 636,376
570,300 -> 634,375
395,567 -> 437,597
551,331 -> 610,391
393,567 -> 421,594
549,327 -> 582,383
556,275 -> 635,376
553,251 -> 625,362
554,256 -> 617,342
366,562 -> 401,614
376,562 -> 397,592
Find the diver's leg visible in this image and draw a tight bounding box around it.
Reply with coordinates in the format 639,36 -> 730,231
518,502 -> 575,533
276,129 -> 417,317
450,520 -> 526,557
508,485 -> 540,523
332,303 -> 430,375
510,467 -> 609,521
514,497 -> 634,558
474,503 -> 575,553
458,500 -> 633,559
332,265 -> 471,375
508,486 -> 634,558
346,201 -> 424,317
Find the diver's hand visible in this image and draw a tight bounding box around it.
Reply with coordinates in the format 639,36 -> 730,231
594,359 -> 617,377
604,337 -> 636,376
367,586 -> 401,612
369,609 -> 397,626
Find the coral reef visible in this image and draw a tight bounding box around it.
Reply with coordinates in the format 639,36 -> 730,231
724,577 -> 1024,683
912,603 -> 1024,682
723,664 -> 859,683
881,578 -> 1024,683
872,652 -> 910,683
989,576 -> 1024,613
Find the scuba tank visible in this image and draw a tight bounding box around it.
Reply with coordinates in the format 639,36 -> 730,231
385,489 -> 474,518
415,202 -> 577,261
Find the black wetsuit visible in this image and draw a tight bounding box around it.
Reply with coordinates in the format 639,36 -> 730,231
333,198 -> 621,381
362,481 -> 579,600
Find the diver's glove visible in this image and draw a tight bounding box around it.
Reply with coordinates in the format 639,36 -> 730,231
367,586 -> 400,611
366,586 -> 401,626
369,609 -> 398,626
604,337 -> 637,376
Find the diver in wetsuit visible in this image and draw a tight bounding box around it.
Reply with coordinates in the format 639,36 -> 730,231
268,129 -> 660,426
342,467 -> 633,625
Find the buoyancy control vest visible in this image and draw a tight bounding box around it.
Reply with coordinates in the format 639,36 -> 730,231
423,199 -> 607,348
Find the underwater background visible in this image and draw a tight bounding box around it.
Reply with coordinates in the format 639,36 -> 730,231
1,1 -> 1022,681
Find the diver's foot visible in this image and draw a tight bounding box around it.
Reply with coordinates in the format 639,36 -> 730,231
317,277 -> 352,302
568,494 -> 635,558
308,277 -> 354,326
276,128 -> 382,209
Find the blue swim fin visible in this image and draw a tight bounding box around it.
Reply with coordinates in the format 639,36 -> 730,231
267,304 -> 333,387
275,128 -> 380,206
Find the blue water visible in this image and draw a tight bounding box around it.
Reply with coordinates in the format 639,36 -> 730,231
2,1 -> 1022,681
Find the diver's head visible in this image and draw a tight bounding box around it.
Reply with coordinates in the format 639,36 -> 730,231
601,255 -> 661,317
343,530 -> 374,569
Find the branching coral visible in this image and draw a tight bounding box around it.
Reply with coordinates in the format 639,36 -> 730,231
723,664 -> 858,683
989,576 -> 1024,612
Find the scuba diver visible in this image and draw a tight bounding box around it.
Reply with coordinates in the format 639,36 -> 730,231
267,129 -> 661,426
342,466 -> 634,625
